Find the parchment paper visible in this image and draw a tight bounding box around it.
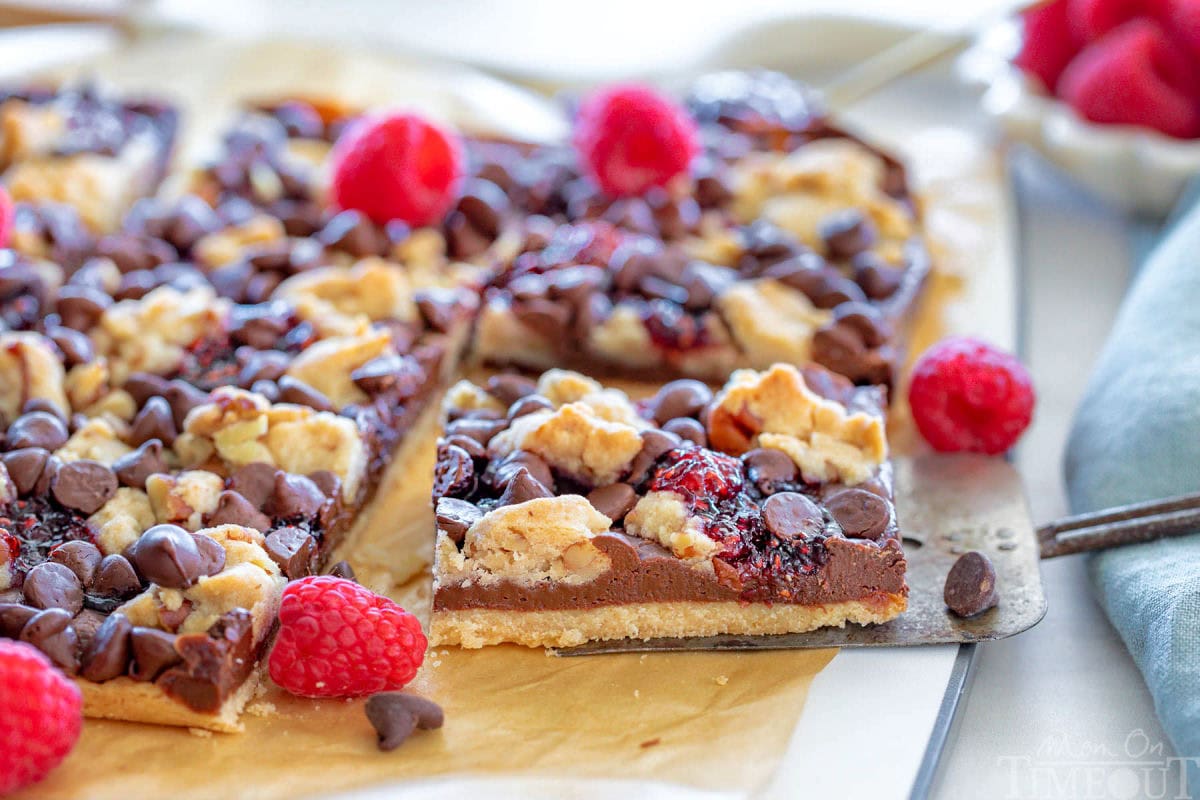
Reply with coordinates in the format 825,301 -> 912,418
10,33 -> 1010,800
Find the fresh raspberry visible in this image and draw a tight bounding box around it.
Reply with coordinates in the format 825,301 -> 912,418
1166,0 -> 1200,64
268,576 -> 426,698
1067,0 -> 1169,42
908,337 -> 1035,455
329,112 -> 464,227
1059,19 -> 1200,138
649,448 -> 745,501
573,84 -> 700,197
0,185 -> 13,249
1013,0 -> 1084,91
0,640 -> 83,794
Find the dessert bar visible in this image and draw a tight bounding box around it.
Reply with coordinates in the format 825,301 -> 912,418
429,364 -> 907,648
467,73 -> 929,390
0,70 -> 923,727
0,84 -> 178,231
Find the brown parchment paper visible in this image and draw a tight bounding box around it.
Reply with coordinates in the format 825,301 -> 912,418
12,33 -> 1014,800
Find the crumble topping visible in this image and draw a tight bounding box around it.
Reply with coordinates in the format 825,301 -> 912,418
146,469 -> 226,530
0,331 -> 69,419
488,403 -> 644,486
94,285 -> 231,384
708,363 -> 886,484
716,279 -> 831,368
624,490 -> 719,566
90,487 -> 157,555
193,214 -> 286,267
283,328 -> 394,409
730,139 -> 915,255
274,257 -> 419,324
183,386 -> 366,501
440,496 -> 613,586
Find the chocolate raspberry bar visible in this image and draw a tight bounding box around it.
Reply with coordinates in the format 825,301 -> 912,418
467,72 -> 929,391
429,363 -> 907,648
0,261 -> 473,729
0,84 -> 178,232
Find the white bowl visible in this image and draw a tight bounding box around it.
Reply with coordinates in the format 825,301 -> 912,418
962,21 -> 1200,218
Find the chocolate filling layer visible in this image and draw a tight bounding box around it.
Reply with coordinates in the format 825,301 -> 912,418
433,532 -> 905,612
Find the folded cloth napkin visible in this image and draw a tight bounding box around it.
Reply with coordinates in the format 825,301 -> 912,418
1065,188 -> 1200,791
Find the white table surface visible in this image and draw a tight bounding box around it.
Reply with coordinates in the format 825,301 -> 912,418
0,11 -> 1173,798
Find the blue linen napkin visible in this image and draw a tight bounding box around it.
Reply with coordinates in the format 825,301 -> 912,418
1064,185 -> 1200,792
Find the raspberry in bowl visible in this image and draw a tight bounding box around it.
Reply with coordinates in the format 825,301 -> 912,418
965,0 -> 1200,216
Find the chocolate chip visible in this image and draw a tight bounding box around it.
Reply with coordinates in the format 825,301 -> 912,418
51,459 -> 118,514
365,693 -> 444,751
444,418 -> 507,446
445,434 -> 486,460
587,483 -> 637,523
164,380 -> 208,429
741,448 -> 798,494
79,612 -> 132,682
327,560 -> 357,581
269,473 -> 326,519
2,448 -> 49,495
32,454 -> 61,496
761,492 -> 825,541
7,411 -> 68,451
513,298 -> 571,341
277,375 -> 335,412
508,395 -> 553,420
492,451 -> 554,493
20,608 -> 79,673
206,490 -> 272,532
128,396 -> 178,447
228,462 -> 279,508
457,178 -> 508,239
112,439 -> 167,489
47,325 -> 94,366
127,525 -> 226,590
72,608 -> 106,648
237,350 -> 290,387
21,398 -> 65,421
832,302 -> 892,347
93,554 -> 141,596
663,417 -> 707,447
776,266 -> 868,309
486,374 -> 538,407
366,698 -> 416,750
317,210 -> 389,258
308,470 -> 342,502
129,626 -> 181,682
123,372 -> 170,406
435,497 -> 482,544
23,561 -> 84,615
626,429 -> 683,485
433,444 -> 476,499
0,602 -> 37,638
819,209 -> 878,260
351,355 -> 423,397
853,252 -> 904,300
647,380 -> 713,425
497,467 -> 553,507
263,527 -> 317,579
827,489 -> 891,540
56,285 -> 111,331
415,291 -> 461,334
944,551 -> 999,618
50,540 -> 102,587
